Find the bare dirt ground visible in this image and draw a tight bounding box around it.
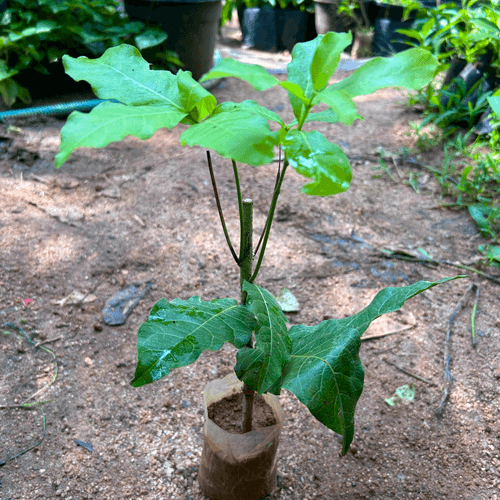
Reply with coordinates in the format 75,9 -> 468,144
1,22 -> 500,500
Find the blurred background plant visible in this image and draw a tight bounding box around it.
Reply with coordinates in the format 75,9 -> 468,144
0,0 -> 178,106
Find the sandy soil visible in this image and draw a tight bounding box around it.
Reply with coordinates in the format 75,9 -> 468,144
1,23 -> 499,500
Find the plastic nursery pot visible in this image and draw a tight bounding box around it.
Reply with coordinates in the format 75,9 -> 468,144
198,373 -> 285,500
241,7 -> 278,51
124,0 -> 221,80
313,0 -> 353,35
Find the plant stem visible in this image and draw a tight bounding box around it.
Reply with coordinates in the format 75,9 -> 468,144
240,199 -> 253,304
240,199 -> 255,433
232,159 -> 245,264
250,159 -> 289,283
206,151 -> 239,266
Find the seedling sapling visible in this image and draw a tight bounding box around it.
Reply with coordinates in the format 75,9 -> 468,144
55,33 -> 465,454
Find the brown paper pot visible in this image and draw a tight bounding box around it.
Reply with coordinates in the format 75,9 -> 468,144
198,373 -> 285,500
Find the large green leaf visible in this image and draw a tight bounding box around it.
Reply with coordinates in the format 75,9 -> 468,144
177,69 -> 217,122
131,296 -> 257,387
270,276 -> 465,455
286,33 -> 352,124
310,31 -> 353,91
213,100 -> 285,126
330,48 -> 438,98
62,44 -> 184,108
235,282 -> 292,395
315,88 -> 361,126
199,57 -> 280,91
55,101 -> 187,167
283,130 -> 352,195
180,109 -> 278,166
286,37 -> 322,124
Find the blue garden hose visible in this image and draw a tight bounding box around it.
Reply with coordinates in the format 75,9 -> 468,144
0,99 -> 108,120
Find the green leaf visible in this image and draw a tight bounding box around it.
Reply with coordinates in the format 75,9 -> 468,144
270,276 -> 465,455
468,204 -> 494,238
285,33 -> 352,123
330,48 -> 438,98
199,57 -> 279,91
286,37 -> 321,124
214,100 -> 285,126
55,101 -> 187,167
180,109 -> 278,166
235,282 -> 292,395
62,44 -> 184,108
283,130 -> 352,195
315,88 -> 361,126
177,69 -> 217,122
134,27 -> 168,50
488,95 -> 500,118
279,81 -> 311,105
131,296 -> 257,387
289,109 -> 340,127
310,31 -> 353,91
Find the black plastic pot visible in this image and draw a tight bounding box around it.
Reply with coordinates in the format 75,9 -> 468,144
371,2 -> 416,57
313,0 -> 353,35
124,0 -> 221,80
241,7 -> 278,51
276,9 -> 310,52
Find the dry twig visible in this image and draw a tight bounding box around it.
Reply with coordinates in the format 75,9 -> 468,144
436,283 -> 477,416
384,360 -> 437,386
361,318 -> 417,341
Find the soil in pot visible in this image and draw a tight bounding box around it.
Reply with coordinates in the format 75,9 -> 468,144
208,392 -> 277,433
198,375 -> 284,500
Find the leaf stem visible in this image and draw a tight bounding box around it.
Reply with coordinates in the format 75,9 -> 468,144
250,159 -> 289,283
232,160 -> 245,262
254,147 -> 282,256
206,151 -> 239,266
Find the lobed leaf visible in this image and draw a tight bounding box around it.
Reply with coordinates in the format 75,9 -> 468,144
62,44 -> 184,108
55,101 -> 187,167
270,276 -> 465,455
235,282 -> 292,395
180,109 -> 278,166
330,48 -> 438,98
199,57 -> 280,91
283,130 -> 352,195
131,296 -> 257,387
177,69 -> 217,122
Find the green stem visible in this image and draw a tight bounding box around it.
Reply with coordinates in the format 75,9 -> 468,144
239,199 -> 255,433
250,160 -> 289,283
206,151 -> 239,265
232,160 -> 245,262
240,199 -> 253,304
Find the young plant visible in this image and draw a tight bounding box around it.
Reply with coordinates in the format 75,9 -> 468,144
55,33 -> 464,454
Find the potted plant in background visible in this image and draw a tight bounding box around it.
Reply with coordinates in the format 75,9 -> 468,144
0,0 -> 171,106
54,33 -> 464,499
227,0 -> 316,52
372,0 -> 418,56
339,0 -> 373,58
124,0 -> 222,80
